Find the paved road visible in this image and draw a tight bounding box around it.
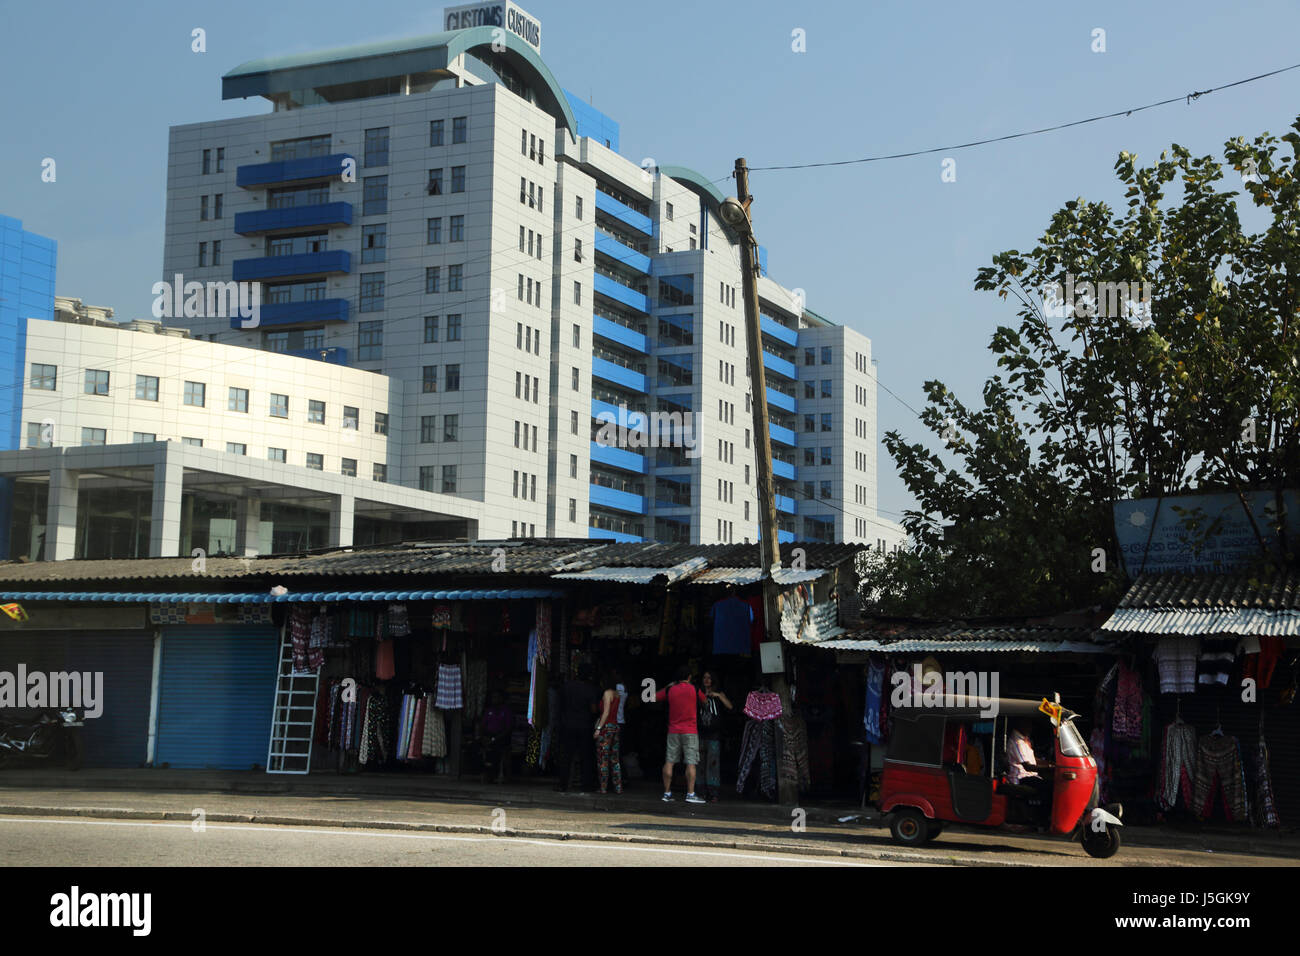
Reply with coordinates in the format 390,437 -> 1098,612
0,816 -> 892,867
0,788 -> 1289,866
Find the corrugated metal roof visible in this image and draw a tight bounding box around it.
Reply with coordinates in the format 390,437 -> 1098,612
552,558 -> 707,585
1119,570 -> 1300,610
1101,607 -> 1300,635
0,589 -> 563,604
815,638 -> 1117,654
689,567 -> 826,585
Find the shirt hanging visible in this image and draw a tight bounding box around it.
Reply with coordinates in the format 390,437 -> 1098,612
436,663 -> 464,710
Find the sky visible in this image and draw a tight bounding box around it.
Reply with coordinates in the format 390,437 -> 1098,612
4,0 -> 1300,523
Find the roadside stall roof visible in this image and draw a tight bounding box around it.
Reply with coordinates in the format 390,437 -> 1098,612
1102,569 -> 1300,636
812,623 -> 1116,658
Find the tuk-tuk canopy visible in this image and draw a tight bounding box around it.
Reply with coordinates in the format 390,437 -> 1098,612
889,698 -> 1077,721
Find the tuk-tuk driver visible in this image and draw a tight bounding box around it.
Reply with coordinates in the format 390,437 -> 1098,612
1006,718 -> 1051,785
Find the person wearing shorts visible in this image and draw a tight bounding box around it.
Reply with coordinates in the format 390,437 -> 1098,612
656,664 -> 706,804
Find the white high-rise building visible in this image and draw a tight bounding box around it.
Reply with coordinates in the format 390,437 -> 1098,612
161,6 -> 904,548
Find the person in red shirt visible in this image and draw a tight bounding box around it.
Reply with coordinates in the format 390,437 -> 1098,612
655,665 -> 707,804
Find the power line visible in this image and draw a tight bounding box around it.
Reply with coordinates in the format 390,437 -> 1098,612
739,60 -> 1300,173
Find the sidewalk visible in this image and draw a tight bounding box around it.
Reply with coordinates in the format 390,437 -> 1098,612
0,767 -> 1295,862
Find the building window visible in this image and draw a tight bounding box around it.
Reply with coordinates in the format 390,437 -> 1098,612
571,410 -> 579,434
214,194 -> 223,219
364,127 -> 389,167
666,201 -> 674,220
426,267 -> 441,294
270,393 -> 289,418
821,412 -> 833,432
419,466 -> 436,492
574,238 -> 583,262
183,437 -> 203,448
26,422 -> 50,448
420,415 -> 437,443
202,149 -> 210,174
362,176 -> 388,215
308,400 -> 326,424
804,382 -> 816,399
443,414 -> 458,442
361,223 -> 386,263
375,412 -> 389,435
212,240 -> 222,266
216,147 -> 224,172
198,242 -> 206,267
820,480 -> 832,499
306,452 -> 323,470
228,387 -> 249,412
804,448 -> 815,466
821,379 -> 833,398
373,462 -> 387,482
572,323 -> 580,347
576,196 -> 583,219
429,119 -> 444,146
427,168 -> 443,195
358,320 -> 383,360
821,447 -> 833,466
448,264 -> 463,292
821,346 -> 833,365
183,381 -> 205,407
343,406 -> 359,432
134,432 -> 156,443
445,364 -> 460,391
427,217 -> 442,244
359,273 -> 385,312
341,458 -> 357,477
446,314 -> 462,341
79,428 -> 107,446
452,116 -> 467,144
569,454 -> 577,478
569,498 -> 577,522
573,281 -> 581,306
424,315 -> 439,342
442,465 -> 457,493
30,363 -> 57,390
268,447 -> 287,463
571,367 -> 579,390
451,166 -> 465,192
200,195 -> 209,220
805,348 -> 816,366
804,414 -> 815,433
226,442 -> 247,456
423,366 -> 438,392
449,215 -> 464,242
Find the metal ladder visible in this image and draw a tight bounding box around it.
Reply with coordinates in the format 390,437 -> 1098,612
266,624 -> 319,774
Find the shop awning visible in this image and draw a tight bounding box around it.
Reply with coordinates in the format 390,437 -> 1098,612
688,567 -> 825,585
1100,607 -> 1300,636
0,589 -> 564,604
810,637 -> 1119,654
551,557 -> 707,584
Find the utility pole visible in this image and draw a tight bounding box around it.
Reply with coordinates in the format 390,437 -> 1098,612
721,158 -> 796,805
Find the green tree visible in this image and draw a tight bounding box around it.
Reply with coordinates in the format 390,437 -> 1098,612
865,119 -> 1300,618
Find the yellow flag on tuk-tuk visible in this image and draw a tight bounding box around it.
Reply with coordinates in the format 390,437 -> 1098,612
1,603 -> 28,621
1038,698 -> 1062,725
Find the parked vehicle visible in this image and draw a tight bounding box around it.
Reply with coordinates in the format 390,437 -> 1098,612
0,708 -> 84,770
878,697 -> 1123,858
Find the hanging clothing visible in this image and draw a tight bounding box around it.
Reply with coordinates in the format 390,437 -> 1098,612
374,639 -> 395,681
1157,717 -> 1197,811
742,690 -> 782,721
463,659 -> 488,719
1242,636 -> 1285,690
289,606 -> 312,674
1192,734 -> 1247,821
435,663 -> 463,710
710,596 -> 754,655
407,696 -> 426,761
307,612 -> 328,672
864,661 -> 885,744
737,719 -> 777,799
1255,735 -> 1280,828
387,603 -> 411,637
421,698 -> 447,758
1196,638 -> 1236,687
1112,661 -> 1143,741
596,723 -> 623,794
1152,637 -> 1199,694
779,710 -> 811,792
743,595 -> 766,655
535,601 -> 552,665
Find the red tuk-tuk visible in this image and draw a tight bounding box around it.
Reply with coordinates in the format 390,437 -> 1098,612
878,697 -> 1123,858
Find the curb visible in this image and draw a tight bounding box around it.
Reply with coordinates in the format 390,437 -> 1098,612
0,803 -> 1022,867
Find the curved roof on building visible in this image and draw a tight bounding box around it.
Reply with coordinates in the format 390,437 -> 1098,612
223,27 -> 577,136
660,165 -> 727,209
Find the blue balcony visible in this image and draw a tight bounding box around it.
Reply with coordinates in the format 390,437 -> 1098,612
595,230 -> 651,274
593,273 -> 649,313
287,346 -> 348,365
762,350 -> 797,380
232,298 -> 350,329
595,191 -> 653,236
766,387 -> 795,414
591,356 -> 647,393
590,484 -> 648,515
761,314 -> 798,347
591,398 -> 645,429
769,423 -> 795,447
593,314 -> 647,353
236,154 -> 355,189
773,458 -> 797,481
234,202 -> 352,235
776,494 -> 796,515
589,527 -> 643,543
590,441 -> 647,475
778,529 -> 795,544
232,250 -> 350,282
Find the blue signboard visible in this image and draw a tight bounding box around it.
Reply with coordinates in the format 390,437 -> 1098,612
1113,490 -> 1299,576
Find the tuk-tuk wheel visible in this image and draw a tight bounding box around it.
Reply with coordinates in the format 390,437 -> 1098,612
1082,825 -> 1121,859
924,821 -> 943,842
889,808 -> 930,846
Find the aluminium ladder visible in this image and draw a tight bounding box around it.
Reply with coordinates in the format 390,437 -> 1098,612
266,624 -> 319,774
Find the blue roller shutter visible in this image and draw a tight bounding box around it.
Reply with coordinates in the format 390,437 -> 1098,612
155,625 -> 278,770
0,630 -> 153,768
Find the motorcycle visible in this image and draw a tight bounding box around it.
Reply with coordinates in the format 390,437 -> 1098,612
0,708 -> 84,770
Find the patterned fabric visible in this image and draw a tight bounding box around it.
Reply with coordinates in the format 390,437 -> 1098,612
149,604 -> 189,625
387,603 -> 411,637
596,723 -> 623,793
1256,736 -> 1280,828
407,696 -> 426,760
864,661 -> 884,744
1152,637 -> 1199,694
742,690 -> 782,721
737,719 -> 777,798
1192,734 -> 1246,821
289,606 -> 312,673
436,664 -> 464,710
314,681 -> 333,746
1112,661 -> 1143,741
238,605 -> 272,625
421,700 -> 447,757
535,601 -> 552,665
431,605 -> 452,629
307,612 -> 328,672
464,659 -> 488,719
779,710 -> 811,791
702,738 -> 722,791
1157,719 -> 1198,810
524,727 -> 542,768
